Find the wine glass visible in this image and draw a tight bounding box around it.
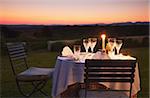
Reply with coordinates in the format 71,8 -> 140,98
83,39 -> 90,53
88,38 -> 97,53
73,45 -> 81,60
115,39 -> 123,55
107,38 -> 116,54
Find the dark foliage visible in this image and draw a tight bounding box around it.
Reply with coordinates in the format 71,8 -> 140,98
1,25 -> 20,38
0,23 -> 149,52
1,24 -> 149,41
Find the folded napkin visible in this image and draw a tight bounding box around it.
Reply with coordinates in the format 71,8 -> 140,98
108,53 -> 136,60
61,46 -> 74,57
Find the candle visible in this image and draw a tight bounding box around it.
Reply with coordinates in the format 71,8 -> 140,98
101,34 -> 106,50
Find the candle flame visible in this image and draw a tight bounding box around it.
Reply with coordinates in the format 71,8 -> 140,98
101,34 -> 106,39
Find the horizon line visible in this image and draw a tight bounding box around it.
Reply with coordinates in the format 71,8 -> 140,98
0,21 -> 149,26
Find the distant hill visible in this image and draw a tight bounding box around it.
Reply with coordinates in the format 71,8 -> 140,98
65,22 -> 149,26
109,22 -> 149,26
0,22 -> 149,41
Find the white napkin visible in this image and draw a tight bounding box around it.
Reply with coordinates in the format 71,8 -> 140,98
61,46 -> 74,57
108,53 -> 136,60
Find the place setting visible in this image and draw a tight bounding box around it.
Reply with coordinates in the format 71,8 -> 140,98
52,34 -> 140,98
59,33 -> 137,58
60,33 -> 136,64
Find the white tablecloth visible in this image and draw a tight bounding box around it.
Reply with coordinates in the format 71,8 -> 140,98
51,53 -> 140,98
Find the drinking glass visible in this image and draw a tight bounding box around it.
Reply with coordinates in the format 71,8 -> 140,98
88,38 -> 97,52
107,38 -> 116,54
73,45 -> 81,60
83,39 -> 90,53
116,40 -> 123,55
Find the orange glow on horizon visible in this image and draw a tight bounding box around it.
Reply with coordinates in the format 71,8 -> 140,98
1,16 -> 148,25
0,0 -> 149,25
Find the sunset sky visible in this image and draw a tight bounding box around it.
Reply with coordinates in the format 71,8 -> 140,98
0,0 -> 149,25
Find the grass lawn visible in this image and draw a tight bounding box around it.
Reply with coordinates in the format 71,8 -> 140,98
0,47 -> 149,98
123,48 -> 149,98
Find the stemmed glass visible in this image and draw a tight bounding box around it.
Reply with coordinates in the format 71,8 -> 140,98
88,38 -> 97,53
115,40 -> 123,55
107,38 -> 116,54
73,45 -> 81,60
83,39 -> 90,53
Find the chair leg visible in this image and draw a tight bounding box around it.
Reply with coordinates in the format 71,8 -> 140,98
16,80 -> 31,97
85,83 -> 87,98
129,83 -> 133,98
85,89 -> 87,98
16,80 -> 48,97
39,89 -> 48,96
32,82 -> 48,96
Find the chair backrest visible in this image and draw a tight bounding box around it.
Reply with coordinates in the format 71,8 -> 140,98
6,42 -> 28,76
84,59 -> 136,84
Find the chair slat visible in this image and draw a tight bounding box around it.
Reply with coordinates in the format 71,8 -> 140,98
9,49 -> 25,55
85,69 -> 133,72
8,46 -> 24,52
86,79 -> 133,82
11,55 -> 26,60
10,52 -> 26,58
86,64 -> 135,67
85,74 -> 133,77
86,60 -> 136,67
7,44 -> 23,49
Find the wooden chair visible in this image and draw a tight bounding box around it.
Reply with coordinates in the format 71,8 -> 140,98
84,59 -> 136,98
6,42 -> 54,97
